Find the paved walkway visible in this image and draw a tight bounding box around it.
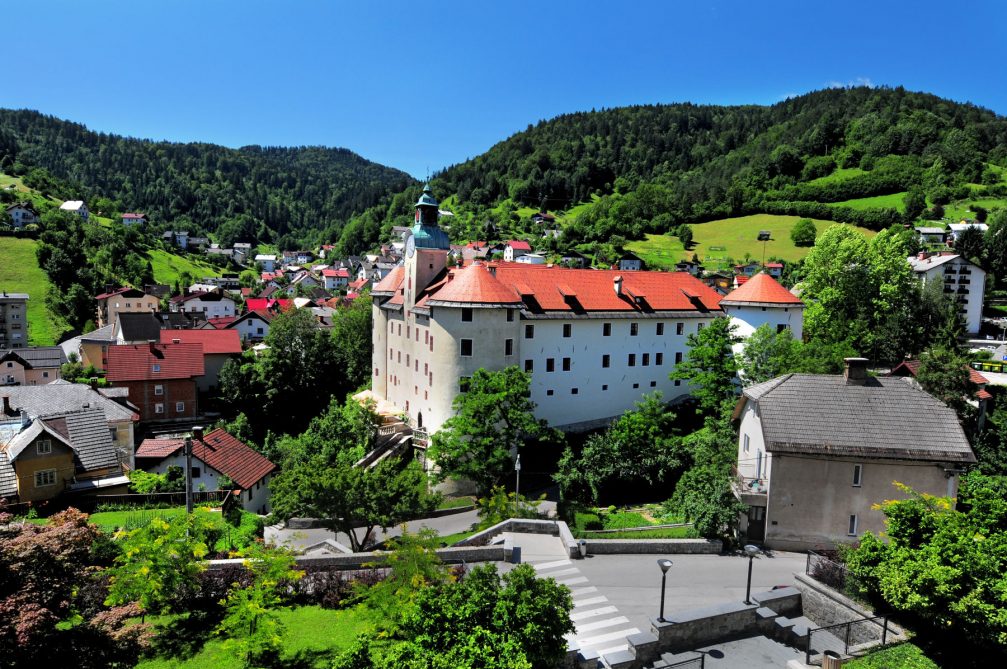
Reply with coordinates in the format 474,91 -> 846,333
507,532 -> 643,657
265,509 -> 482,551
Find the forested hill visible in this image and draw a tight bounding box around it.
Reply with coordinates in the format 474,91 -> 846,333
0,109 -> 416,247
340,86 -> 1007,253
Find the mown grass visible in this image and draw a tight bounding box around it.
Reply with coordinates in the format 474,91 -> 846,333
844,643 -> 938,669
136,606 -> 371,669
437,496 -> 475,510
806,167 -> 867,186
830,191 -> 907,212
943,197 -> 1007,222
148,248 -> 223,285
0,237 -> 62,345
625,214 -> 873,270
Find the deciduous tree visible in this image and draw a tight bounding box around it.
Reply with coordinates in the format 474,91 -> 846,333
669,317 -> 741,416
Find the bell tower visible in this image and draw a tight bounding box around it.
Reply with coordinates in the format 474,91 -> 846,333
406,184 -> 450,310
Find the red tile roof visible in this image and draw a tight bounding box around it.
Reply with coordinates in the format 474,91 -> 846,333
95,286 -> 144,300
136,428 -> 275,489
506,240 -> 532,251
372,266 -> 405,294
322,268 -> 349,278
427,264 -> 523,305
891,359 -> 989,386
122,213 -> 145,219
765,262 -> 784,269
977,389 -> 993,400
245,298 -> 292,312
159,329 -> 242,354
348,278 -> 368,290
720,273 -> 802,306
106,342 -> 205,382
207,316 -> 238,329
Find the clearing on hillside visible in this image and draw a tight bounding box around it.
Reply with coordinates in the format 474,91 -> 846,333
830,192 -> 907,212
625,214 -> 875,271
148,249 -> 223,285
0,237 -> 61,345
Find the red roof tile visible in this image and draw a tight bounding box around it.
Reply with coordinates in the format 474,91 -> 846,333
322,268 -> 349,278
207,316 -> 238,329
720,273 -> 802,306
890,359 -> 988,386
159,329 -> 242,354
95,286 -> 144,300
427,264 -> 522,305
136,428 -> 275,488
372,266 -> 405,294
506,240 -> 532,251
106,342 -> 205,382
245,298 -> 292,312
977,389 -> 993,400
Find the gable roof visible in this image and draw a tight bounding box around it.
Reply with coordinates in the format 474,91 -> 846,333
136,428 -> 275,488
170,291 -> 233,305
371,266 -> 405,295
106,343 -> 205,382
115,312 -> 164,342
890,359 -> 988,386
0,346 -> 67,368
720,272 -> 803,307
740,374 -> 975,463
506,240 -> 532,251
425,263 -> 523,306
3,408 -> 118,472
245,298 -> 292,312
3,381 -> 137,423
159,329 -> 242,355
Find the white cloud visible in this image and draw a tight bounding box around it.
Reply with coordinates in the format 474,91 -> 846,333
826,77 -> 874,89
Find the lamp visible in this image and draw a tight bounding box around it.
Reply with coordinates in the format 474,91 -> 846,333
744,544 -> 760,605
657,558 -> 673,622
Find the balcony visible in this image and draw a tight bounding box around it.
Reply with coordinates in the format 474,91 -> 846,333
731,467 -> 767,504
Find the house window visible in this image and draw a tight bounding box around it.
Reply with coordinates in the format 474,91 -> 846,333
546,389 -> 554,396
459,377 -> 471,392
571,387 -> 579,395
848,515 -> 858,536
176,401 -> 185,413
563,324 -> 572,338
602,354 -> 610,368
628,354 -> 636,366
34,469 -> 56,487
192,467 -> 201,479
674,380 -> 681,387
603,323 -> 612,336
152,364 -> 161,372
36,439 -> 52,455
852,464 -> 863,487
507,310 -> 514,322
460,339 -> 473,356
697,323 -> 705,331
525,324 -> 534,339
675,352 -> 683,364
155,403 -> 164,414
524,359 -> 534,373
42,371 -> 49,378
110,427 -> 118,441
633,382 -> 639,388
505,339 -> 514,356
642,353 -> 650,366
650,381 -> 657,387
743,434 -> 750,453
630,323 -> 639,336
602,384 -> 608,391
546,358 -> 555,372
461,308 -> 473,322
777,324 -> 787,334
562,357 -> 571,371
656,323 -> 665,335
154,384 -> 164,396
656,353 -> 664,365
406,354 -> 410,366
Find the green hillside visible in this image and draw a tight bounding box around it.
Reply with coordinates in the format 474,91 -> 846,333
626,215 -> 876,270
148,249 -> 223,285
0,237 -> 61,345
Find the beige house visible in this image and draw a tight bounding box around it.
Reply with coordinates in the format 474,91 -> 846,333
95,287 -> 160,328
0,347 -> 66,386
732,358 -> 975,551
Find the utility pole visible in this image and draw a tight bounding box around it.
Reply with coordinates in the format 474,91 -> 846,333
184,435 -> 193,515
514,454 -> 521,516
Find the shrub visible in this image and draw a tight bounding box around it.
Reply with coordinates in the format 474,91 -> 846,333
574,512 -> 602,531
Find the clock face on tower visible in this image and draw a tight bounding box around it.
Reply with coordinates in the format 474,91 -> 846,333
406,234 -> 416,258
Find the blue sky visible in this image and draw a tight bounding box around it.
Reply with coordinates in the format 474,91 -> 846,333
7,1 -> 1006,178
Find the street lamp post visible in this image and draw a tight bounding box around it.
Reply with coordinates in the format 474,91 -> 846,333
514,454 -> 521,516
744,544 -> 760,605
657,559 -> 673,622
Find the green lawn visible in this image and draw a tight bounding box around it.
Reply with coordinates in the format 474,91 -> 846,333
0,237 -> 62,345
137,606 -> 371,669
625,214 -> 874,270
578,527 -> 699,539
806,167 -> 867,186
943,197 -> 1007,222
557,194 -> 601,224
437,496 -> 475,510
830,191 -> 907,212
148,248 -> 223,285
88,507 -> 190,531
844,643 -> 937,669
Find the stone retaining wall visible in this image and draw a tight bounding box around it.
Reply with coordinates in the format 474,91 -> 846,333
585,538 -> 722,554
794,572 -> 905,646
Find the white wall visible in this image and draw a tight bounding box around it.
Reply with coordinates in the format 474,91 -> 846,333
181,298 -> 236,319
232,316 -> 269,341
917,258 -> 986,334
147,454 -> 271,513
736,399 -> 770,483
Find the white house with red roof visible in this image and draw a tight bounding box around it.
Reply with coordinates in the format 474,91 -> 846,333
228,310 -> 275,342
719,272 -> 804,345
371,186 -> 725,433
121,213 -> 146,226
503,240 -> 531,262
159,330 -> 242,393
169,290 -> 236,320
135,428 -> 276,513
322,268 -> 350,291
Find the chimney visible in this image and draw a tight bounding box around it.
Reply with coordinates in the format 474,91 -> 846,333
20,409 -> 29,428
486,262 -> 498,277
172,338 -> 181,344
917,251 -> 929,261
89,377 -> 98,390
613,275 -> 624,296
192,426 -> 204,441
843,357 -> 869,385
2,395 -> 10,415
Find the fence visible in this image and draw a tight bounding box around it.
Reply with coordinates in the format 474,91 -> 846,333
95,489 -> 231,509
805,615 -> 893,666
805,551 -> 863,598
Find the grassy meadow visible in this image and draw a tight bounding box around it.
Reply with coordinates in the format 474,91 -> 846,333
625,214 -> 875,270
0,237 -> 61,345
830,192 -> 907,212
148,248 -> 223,285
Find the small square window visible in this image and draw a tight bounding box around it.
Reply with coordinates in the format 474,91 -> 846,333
777,324 -> 787,334
656,323 -> 664,335
602,384 -> 608,391
602,354 -> 610,368
675,352 -> 683,364
852,464 -> 863,487
459,377 -> 471,392
192,467 -> 201,479
505,339 -> 514,356
563,324 -> 572,338
642,353 -> 650,366
546,358 -> 555,372
674,379 -> 681,387
36,439 -> 52,455
152,364 -> 161,372
461,308 -> 473,322
603,323 -> 612,336
155,384 -> 164,396
460,339 -> 473,356
525,324 -> 535,339
562,357 -> 571,371
650,381 -> 657,387
571,387 -> 579,395
633,382 -> 640,389
176,401 -> 185,413
628,353 -> 636,366
546,389 -> 554,396
524,359 -> 534,373
630,323 -> 639,336
155,403 -> 164,414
